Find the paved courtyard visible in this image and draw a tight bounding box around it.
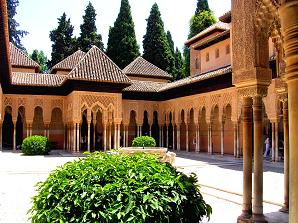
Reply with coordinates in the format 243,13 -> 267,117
0,150 -> 288,223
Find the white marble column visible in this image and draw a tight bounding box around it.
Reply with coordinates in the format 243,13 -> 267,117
221,121 -> 225,155
76,123 -> 80,153
271,121 -> 276,161
108,124 -> 112,150
177,125 -> 180,151
103,124 -> 107,151
13,121 -> 16,151
73,123 -> 76,153
117,124 -> 120,149
87,122 -> 91,152
186,123 -> 189,152
172,125 -> 175,150
275,122 -> 279,162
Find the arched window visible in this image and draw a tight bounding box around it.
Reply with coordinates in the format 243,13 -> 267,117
215,48 -> 220,58
206,52 -> 209,62
195,58 -> 199,69
226,44 -> 230,54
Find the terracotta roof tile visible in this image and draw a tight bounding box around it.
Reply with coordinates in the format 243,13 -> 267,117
11,72 -> 67,87
123,66 -> 232,93
123,80 -> 167,92
160,66 -> 232,91
50,50 -> 86,73
123,57 -> 172,79
193,30 -> 230,49
10,43 -> 40,69
69,46 -> 131,84
185,21 -> 230,46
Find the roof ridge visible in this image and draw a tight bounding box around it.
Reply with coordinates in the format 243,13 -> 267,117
10,42 -> 40,69
68,45 -> 131,84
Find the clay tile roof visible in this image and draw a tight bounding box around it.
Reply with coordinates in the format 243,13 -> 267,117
10,43 -> 40,69
11,72 -> 67,87
123,80 -> 167,92
193,30 -> 230,50
50,50 -> 86,73
185,21 -> 231,46
123,57 -> 172,79
219,11 -> 231,23
69,46 -> 131,84
159,66 -> 232,91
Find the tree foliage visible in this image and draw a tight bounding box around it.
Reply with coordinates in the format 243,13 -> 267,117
143,3 -> 173,74
188,11 -> 216,39
184,0 -> 216,76
78,2 -> 104,52
30,50 -> 48,73
106,0 -> 139,69
174,47 -> 185,80
195,0 -> 210,15
7,0 -> 28,51
49,13 -> 76,67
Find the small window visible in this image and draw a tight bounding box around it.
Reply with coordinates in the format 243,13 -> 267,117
215,49 -> 220,58
206,53 -> 209,62
226,44 -> 230,54
195,58 -> 199,69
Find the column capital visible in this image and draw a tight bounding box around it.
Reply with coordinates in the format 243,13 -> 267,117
238,86 -> 268,99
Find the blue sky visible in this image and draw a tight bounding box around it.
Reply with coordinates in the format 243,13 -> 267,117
16,0 -> 231,58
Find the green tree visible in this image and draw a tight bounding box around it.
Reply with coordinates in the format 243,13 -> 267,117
174,47 -> 185,80
49,13 -> 75,67
166,31 -> 176,75
106,0 -> 139,69
184,0 -> 216,76
195,0 -> 210,14
188,11 -> 216,39
143,3 -> 173,74
7,0 -> 28,51
30,50 -> 48,73
78,2 -> 104,52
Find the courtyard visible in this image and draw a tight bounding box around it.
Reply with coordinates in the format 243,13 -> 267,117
0,150 -> 288,223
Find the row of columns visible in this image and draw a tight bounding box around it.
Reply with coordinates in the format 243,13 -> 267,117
239,96 -> 289,222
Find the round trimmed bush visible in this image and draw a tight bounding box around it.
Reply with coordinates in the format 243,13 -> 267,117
29,152 -> 211,223
21,135 -> 51,155
132,136 -> 156,147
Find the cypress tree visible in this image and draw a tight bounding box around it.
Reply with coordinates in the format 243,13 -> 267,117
195,0 -> 210,15
166,31 -> 176,75
49,13 -> 75,67
106,0 -> 139,69
78,2 -> 104,52
174,47 -> 185,80
7,0 -> 28,51
143,3 -> 173,74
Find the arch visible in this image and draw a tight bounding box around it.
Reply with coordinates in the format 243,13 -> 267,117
142,111 -> 150,136
2,106 -> 13,149
211,105 -> 221,154
151,111 -> 159,145
32,106 -> 44,136
128,110 -> 137,146
16,106 -> 26,148
49,107 -> 64,149
189,108 -> 196,151
180,109 -> 186,151
199,107 -> 208,152
223,104 -> 234,155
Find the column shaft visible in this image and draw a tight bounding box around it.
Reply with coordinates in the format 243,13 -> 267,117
166,125 -> 168,148
177,125 -> 180,151
0,122 -> 2,150
103,124 -> 107,151
238,97 -> 253,220
186,123 -> 189,152
282,100 -> 289,212
76,124 -> 80,153
172,125 -> 175,150
275,122 -> 279,162
93,123 -> 96,150
221,122 -> 225,155
271,122 -> 276,161
73,123 -> 76,153
13,122 -> 16,150
252,96 -> 265,221
87,122 -> 91,152
234,123 -> 237,157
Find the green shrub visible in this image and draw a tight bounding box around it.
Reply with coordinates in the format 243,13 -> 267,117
29,152 -> 211,223
132,136 -> 156,147
21,135 -> 51,155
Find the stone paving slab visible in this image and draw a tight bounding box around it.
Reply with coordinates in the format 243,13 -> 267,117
0,150 -> 288,223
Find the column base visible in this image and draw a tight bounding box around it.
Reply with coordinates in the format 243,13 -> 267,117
237,211 -> 251,223
251,214 -> 267,223
279,205 -> 289,213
